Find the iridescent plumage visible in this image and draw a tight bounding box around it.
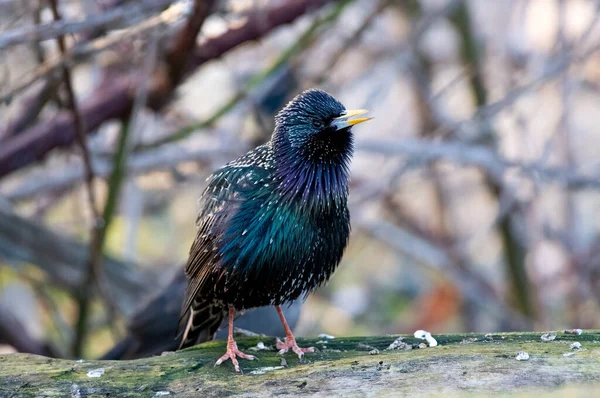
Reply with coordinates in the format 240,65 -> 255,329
178,90 -> 368,363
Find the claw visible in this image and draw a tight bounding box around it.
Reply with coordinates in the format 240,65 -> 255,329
275,337 -> 315,360
214,340 -> 256,372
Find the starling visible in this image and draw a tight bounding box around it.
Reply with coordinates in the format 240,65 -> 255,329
178,89 -> 372,372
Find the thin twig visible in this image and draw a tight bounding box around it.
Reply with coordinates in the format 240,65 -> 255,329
448,1 -> 533,321
0,70 -> 58,142
401,0 -> 485,330
357,139 -> 600,190
48,0 -> 99,219
556,0 -> 581,327
47,0 -> 104,356
6,136 -> 600,203
1,139 -> 240,201
0,0 -> 335,178
140,0 -> 353,149
358,219 -> 529,328
70,33 -> 159,358
311,0 -> 392,87
0,0 -> 173,50
0,1 -> 187,104
0,205 -> 153,317
18,272 -> 71,357
70,0 -> 206,358
48,1 -> 108,354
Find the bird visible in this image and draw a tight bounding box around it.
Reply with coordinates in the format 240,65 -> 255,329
100,267 -> 302,360
178,89 -> 372,372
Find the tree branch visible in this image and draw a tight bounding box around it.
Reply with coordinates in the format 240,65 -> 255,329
357,139 -> 600,190
1,332 -> 599,395
0,0 -> 173,50
48,0 -> 99,218
0,206 -> 152,316
0,0 -> 337,179
0,306 -> 56,357
143,0 -> 350,148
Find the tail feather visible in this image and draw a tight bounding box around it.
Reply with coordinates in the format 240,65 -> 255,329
178,298 -> 226,349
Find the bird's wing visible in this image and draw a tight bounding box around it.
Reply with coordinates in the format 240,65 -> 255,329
180,144 -> 274,321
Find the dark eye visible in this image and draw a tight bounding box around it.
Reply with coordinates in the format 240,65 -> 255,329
312,120 -> 323,129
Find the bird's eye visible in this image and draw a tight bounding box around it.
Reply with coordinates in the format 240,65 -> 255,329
311,120 -> 323,129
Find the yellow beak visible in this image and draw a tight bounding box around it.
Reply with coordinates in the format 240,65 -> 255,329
332,109 -> 373,129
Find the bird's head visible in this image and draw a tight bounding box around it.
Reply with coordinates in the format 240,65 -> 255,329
272,89 -> 372,167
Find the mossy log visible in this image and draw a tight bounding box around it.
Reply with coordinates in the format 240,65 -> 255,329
1,331 -> 600,397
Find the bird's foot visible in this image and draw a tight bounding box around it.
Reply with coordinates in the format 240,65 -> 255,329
214,340 -> 256,372
276,336 -> 315,360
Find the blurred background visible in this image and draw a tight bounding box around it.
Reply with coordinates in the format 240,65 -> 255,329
1,0 -> 600,360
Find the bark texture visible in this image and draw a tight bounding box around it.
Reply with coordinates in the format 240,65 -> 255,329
1,331 -> 599,397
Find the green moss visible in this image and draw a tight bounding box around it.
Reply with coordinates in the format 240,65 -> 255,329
1,331 -> 599,397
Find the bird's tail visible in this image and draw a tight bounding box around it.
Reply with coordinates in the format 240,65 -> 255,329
177,298 -> 226,350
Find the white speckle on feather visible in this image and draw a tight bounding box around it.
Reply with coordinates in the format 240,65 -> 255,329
86,368 -> 104,378
242,229 -> 248,236
516,351 -> 530,361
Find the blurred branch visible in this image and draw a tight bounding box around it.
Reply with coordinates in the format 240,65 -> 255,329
71,119 -> 133,357
157,0 -> 216,101
402,0 -> 481,330
71,5 -> 168,357
358,219 -> 528,328
0,1 -> 58,142
357,139 -> 600,190
18,272 -> 72,356
0,0 -> 173,50
0,0 -> 337,179
7,136 -> 600,203
144,0 -> 352,148
1,140 -> 241,201
448,2 -> 533,321
0,1 -> 186,104
0,79 -> 58,141
48,0 -> 99,218
189,0 -> 337,68
311,0 -> 393,87
555,0 -> 586,327
48,0 -> 108,357
0,306 -> 56,357
0,207 -> 152,316
441,30 -> 600,142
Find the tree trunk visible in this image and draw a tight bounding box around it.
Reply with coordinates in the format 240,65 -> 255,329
1,331 -> 598,397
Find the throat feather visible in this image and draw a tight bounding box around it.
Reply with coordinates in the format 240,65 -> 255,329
271,125 -> 354,209
276,159 -> 349,210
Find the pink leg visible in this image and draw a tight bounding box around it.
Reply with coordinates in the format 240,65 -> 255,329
214,306 -> 256,372
275,305 -> 315,360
